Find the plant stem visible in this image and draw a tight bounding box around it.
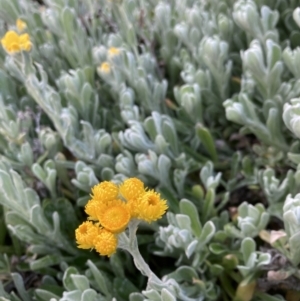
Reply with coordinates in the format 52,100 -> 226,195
118,224 -> 162,284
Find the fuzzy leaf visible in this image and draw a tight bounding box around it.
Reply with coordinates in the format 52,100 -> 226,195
161,288 -> 176,301
86,260 -> 110,297
179,199 -> 202,236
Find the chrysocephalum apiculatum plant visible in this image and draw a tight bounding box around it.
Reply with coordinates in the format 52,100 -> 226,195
1,0 -> 300,300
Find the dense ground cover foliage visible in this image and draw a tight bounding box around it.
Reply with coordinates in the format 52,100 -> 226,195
1,0 -> 300,300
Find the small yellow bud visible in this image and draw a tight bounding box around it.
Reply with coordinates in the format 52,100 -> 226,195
99,62 -> 111,73
108,47 -> 120,58
16,19 -> 27,32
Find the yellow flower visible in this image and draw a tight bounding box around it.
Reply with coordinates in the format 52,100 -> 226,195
86,182 -> 119,221
16,19 -> 26,32
85,199 -> 100,221
94,229 -> 117,257
119,177 -> 145,201
98,200 -> 131,233
99,62 -> 111,73
119,178 -> 146,217
1,31 -> 20,53
19,33 -> 31,51
75,221 -> 99,249
1,30 -> 31,54
108,47 -> 120,58
136,190 -> 168,222
91,181 -> 118,203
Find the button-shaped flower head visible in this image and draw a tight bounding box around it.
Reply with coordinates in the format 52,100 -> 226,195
94,229 -> 118,257
108,47 -> 121,58
16,19 -> 27,32
85,181 -> 119,220
119,177 -> 145,217
136,190 -> 168,223
1,30 -> 31,54
97,199 -> 131,233
75,221 -> 100,249
99,62 -> 111,73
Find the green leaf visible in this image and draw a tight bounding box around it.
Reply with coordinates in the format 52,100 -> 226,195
0,210 -> 7,245
288,152 -> 300,164
37,284 -> 64,297
186,240 -> 198,258
109,254 -> 125,278
11,273 -> 31,301
63,267 -> 79,291
35,289 -> 60,301
289,231 -> 300,266
43,198 -> 78,237
266,107 -> 286,147
196,124 -> 217,162
0,281 -> 10,300
255,292 -> 285,301
209,264 -> 224,276
101,167 -> 114,180
241,238 -> 256,263
126,26 -> 137,48
113,277 -> 139,300
0,170 -> 16,206
209,243 -> 227,255
81,289 -> 98,301
167,266 -> 198,282
179,199 -> 202,236
202,188 -> 215,222
129,293 -> 144,301
30,255 -> 62,270
198,221 -> 215,246
235,279 -> 256,301
19,142 -> 33,167
31,163 -> 46,182
71,275 -> 90,292
81,83 -> 93,104
30,205 -> 51,234
175,214 -> 192,231
62,7 -> 74,43
142,289 -> 161,301
161,288 -> 176,301
86,260 -> 110,297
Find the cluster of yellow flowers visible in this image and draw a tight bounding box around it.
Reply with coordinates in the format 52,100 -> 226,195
98,47 -> 121,74
75,178 -> 168,257
1,19 -> 31,54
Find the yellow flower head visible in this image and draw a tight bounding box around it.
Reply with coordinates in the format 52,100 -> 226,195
120,177 -> 145,201
136,190 -> 168,223
91,181 -> 118,203
16,19 -> 27,32
85,199 -> 100,221
1,30 -> 31,54
94,229 -> 118,257
75,221 -> 99,249
86,182 -> 119,221
98,200 -> 131,233
108,47 -> 120,58
99,62 -> 111,73
120,178 -> 146,217
19,33 -> 31,51
1,31 -> 20,53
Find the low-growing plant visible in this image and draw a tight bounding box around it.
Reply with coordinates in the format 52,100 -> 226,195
1,0 -> 300,301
